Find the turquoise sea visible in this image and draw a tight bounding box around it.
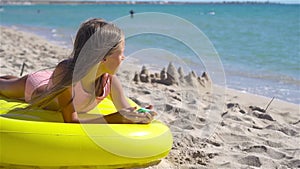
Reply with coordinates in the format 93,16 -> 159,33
0,4 -> 299,104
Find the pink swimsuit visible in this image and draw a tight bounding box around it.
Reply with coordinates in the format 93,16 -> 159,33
25,71 -> 111,113
25,70 -> 53,103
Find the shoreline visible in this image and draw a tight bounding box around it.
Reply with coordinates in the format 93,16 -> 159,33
1,26 -> 299,168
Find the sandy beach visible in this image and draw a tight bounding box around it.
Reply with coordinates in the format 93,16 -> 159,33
1,26 -> 299,169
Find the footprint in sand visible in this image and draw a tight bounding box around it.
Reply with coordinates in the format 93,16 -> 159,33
265,124 -> 298,136
243,145 -> 286,160
252,111 -> 275,121
238,155 -> 262,167
287,159 -> 300,168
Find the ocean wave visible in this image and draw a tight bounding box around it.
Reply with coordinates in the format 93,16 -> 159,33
227,70 -> 300,86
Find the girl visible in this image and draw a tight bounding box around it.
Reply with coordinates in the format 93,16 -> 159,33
0,18 -> 156,124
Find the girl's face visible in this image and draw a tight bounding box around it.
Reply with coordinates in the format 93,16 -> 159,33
100,41 -> 125,75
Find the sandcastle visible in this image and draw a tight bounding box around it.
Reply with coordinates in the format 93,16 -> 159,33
133,62 -> 212,89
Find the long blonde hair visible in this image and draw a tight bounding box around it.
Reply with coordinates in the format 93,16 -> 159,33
28,18 -> 124,109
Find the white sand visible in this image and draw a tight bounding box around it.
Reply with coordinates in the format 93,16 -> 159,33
1,26 -> 299,169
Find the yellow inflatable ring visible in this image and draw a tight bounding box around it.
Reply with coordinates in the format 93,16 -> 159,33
0,96 -> 173,168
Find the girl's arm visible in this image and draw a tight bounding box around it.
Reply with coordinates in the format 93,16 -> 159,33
58,88 -> 152,123
50,60 -> 79,123
107,75 -> 156,124
54,68 -> 153,123
57,85 -> 152,124
57,87 -> 79,123
109,75 -> 131,110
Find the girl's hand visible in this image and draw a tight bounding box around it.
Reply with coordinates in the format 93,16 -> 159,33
104,107 -> 157,124
137,105 -> 158,117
